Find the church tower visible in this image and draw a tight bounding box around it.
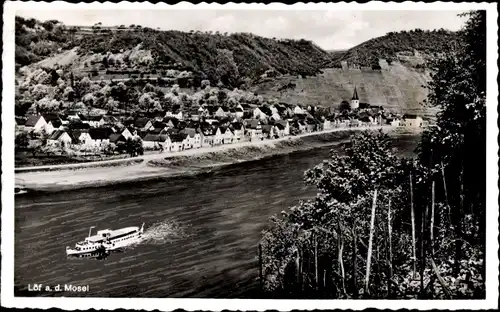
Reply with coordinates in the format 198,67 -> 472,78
350,86 -> 360,110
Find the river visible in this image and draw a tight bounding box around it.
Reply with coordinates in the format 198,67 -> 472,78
14,134 -> 420,298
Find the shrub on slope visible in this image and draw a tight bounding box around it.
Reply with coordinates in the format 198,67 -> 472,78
330,29 -> 461,68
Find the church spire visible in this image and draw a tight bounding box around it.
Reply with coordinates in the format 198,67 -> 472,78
352,86 -> 359,101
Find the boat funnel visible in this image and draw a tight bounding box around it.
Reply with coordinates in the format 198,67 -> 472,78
140,222 -> 145,233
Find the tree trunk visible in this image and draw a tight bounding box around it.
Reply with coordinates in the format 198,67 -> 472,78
339,232 -> 346,295
410,173 -> 417,279
441,161 -> 451,223
294,246 -> 300,288
420,206 -> 428,298
314,233 -> 318,291
365,188 -> 378,295
387,198 -> 393,298
455,163 -> 465,275
430,180 -> 435,257
352,226 -> 358,298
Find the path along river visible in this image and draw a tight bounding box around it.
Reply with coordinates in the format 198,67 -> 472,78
14,134 -> 420,298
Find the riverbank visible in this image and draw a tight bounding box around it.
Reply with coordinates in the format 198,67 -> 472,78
15,126 -> 421,192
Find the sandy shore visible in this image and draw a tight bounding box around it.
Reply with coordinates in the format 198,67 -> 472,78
15,126 -> 406,192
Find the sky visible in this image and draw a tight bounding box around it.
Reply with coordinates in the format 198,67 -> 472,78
16,9 -> 468,50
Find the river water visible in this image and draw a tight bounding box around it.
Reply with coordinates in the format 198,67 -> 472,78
14,134 -> 419,298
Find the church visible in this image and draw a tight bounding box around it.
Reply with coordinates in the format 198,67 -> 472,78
350,86 -> 360,110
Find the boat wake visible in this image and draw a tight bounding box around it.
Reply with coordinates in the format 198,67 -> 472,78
135,220 -> 186,246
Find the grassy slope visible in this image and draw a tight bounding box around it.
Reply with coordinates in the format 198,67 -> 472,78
251,64 -> 436,114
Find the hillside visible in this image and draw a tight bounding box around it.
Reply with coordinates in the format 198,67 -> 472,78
329,29 -> 461,68
15,17 -> 332,88
251,65 -> 438,116
15,16 -> 77,68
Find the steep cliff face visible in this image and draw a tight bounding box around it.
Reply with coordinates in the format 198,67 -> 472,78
251,64 -> 437,115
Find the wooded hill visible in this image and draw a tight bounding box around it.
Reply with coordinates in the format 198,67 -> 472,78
329,29 -> 461,68
15,16 -> 331,87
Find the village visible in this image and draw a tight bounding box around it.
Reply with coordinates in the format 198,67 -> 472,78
15,87 -> 426,163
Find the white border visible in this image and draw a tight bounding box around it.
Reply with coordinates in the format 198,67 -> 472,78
2,1 -> 498,311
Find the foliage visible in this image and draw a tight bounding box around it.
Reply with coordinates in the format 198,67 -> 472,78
261,11 -> 486,299
16,16 -> 331,87
124,137 -> 144,157
330,29 -> 461,68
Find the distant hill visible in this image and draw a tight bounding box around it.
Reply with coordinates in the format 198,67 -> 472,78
15,16 -> 331,88
329,29 -> 462,68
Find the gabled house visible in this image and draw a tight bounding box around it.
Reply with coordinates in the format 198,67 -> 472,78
142,134 -> 172,151
402,114 -> 423,127
214,106 -> 228,118
219,127 -> 234,144
134,117 -> 154,131
294,105 -> 305,115
262,125 -> 277,139
169,133 -> 189,152
88,128 -> 114,147
119,127 -> 134,140
47,130 -> 73,147
253,107 -> 268,120
163,117 -> 180,129
200,127 -> 222,146
42,114 -> 64,134
109,133 -> 128,146
81,115 -> 105,128
180,128 -> 202,149
322,118 -> 333,130
24,115 -> 47,133
230,122 -> 245,142
165,110 -> 183,120
275,120 -> 290,137
71,129 -> 92,150
244,119 -> 263,141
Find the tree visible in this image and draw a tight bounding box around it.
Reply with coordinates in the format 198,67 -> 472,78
417,10 -> 486,278
15,132 -> 30,150
125,137 -> 144,157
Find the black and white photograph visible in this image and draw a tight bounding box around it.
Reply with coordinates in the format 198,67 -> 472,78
1,1 -> 498,310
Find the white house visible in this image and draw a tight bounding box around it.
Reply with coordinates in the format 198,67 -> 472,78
24,115 -> 47,133
120,128 -> 134,140
165,110 -> 183,120
220,127 -> 234,144
323,119 -> 333,130
293,105 -> 304,115
245,119 -> 263,141
253,107 -> 268,120
231,122 -> 245,142
170,133 -> 189,152
214,107 -> 228,118
275,120 -> 290,136
181,128 -> 202,149
47,130 -> 73,147
142,134 -> 172,151
71,130 -> 92,145
81,115 -> 105,128
87,128 -> 113,148
402,114 -> 423,127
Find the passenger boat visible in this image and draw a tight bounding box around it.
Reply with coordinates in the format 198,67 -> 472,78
66,223 -> 145,257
